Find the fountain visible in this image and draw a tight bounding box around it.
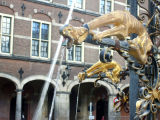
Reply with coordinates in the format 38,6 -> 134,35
33,0 -> 160,119
59,2 -> 160,119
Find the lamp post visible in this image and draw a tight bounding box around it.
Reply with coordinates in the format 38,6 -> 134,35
61,65 -> 71,86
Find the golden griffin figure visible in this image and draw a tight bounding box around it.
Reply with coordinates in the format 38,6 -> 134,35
78,60 -> 122,84
77,48 -> 122,84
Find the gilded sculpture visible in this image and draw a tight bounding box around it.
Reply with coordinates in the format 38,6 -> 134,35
60,9 -> 160,119
77,48 -> 122,84
60,10 -> 153,65
78,60 -> 122,84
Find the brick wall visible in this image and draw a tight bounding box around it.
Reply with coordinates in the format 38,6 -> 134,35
0,0 -> 133,81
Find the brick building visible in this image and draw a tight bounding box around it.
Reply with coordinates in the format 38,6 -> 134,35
0,0 -> 145,120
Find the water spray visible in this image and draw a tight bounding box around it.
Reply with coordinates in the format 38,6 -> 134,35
32,0 -> 76,120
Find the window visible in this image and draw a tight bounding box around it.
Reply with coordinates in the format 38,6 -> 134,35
100,0 -> 105,14
67,43 -> 84,62
106,1 -> 111,13
100,0 -> 113,14
68,0 -> 83,9
0,14 -> 13,54
31,20 -> 51,58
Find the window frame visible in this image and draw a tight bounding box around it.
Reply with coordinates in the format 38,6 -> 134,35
0,13 -> 14,55
31,19 -> 51,59
99,0 -> 114,14
68,0 -> 85,9
66,42 -> 84,63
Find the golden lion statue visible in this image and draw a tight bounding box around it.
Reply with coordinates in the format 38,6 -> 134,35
60,10 -> 153,65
